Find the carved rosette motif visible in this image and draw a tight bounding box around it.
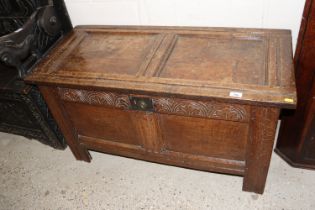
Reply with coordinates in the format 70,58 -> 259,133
153,98 -> 249,122
58,88 -> 131,109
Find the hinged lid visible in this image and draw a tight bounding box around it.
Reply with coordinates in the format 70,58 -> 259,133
25,25 -> 296,108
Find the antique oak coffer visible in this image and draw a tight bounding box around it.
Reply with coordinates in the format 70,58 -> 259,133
26,26 -> 296,194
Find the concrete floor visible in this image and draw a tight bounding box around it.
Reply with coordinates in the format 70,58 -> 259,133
0,132 -> 314,210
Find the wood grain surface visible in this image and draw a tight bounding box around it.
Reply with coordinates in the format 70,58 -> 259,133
26,25 -> 296,194
26,26 -> 296,108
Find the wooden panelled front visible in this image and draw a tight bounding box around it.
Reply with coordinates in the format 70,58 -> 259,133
58,87 -> 249,174
63,103 -> 143,147
159,114 -> 248,161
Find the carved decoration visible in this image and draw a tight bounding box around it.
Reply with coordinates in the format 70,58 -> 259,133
0,35 -> 34,74
153,98 -> 250,122
0,124 -> 46,140
0,0 -> 37,36
0,0 -> 12,16
0,100 -> 34,128
0,4 -> 62,78
58,88 -> 131,109
0,19 -> 26,36
58,88 -> 249,122
0,0 -> 36,16
0,88 -> 66,149
0,0 -> 70,149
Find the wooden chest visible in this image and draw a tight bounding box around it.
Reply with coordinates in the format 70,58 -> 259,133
26,26 -> 296,194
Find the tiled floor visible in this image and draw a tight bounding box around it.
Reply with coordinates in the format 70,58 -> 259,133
0,132 -> 314,210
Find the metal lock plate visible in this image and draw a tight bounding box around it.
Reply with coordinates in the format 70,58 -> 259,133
130,96 -> 153,111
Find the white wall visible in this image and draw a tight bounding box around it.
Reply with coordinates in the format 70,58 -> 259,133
64,0 -> 305,51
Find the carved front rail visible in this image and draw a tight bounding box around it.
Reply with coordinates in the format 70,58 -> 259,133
58,87 -> 250,122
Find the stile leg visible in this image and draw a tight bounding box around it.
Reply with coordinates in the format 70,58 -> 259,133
39,86 -> 92,162
243,107 -> 280,194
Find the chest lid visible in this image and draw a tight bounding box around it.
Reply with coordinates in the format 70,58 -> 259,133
25,25 -> 296,108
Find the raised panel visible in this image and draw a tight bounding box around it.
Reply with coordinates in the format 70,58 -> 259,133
159,114 -> 249,161
52,31 -> 163,76
63,102 -> 142,146
158,34 -> 267,85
